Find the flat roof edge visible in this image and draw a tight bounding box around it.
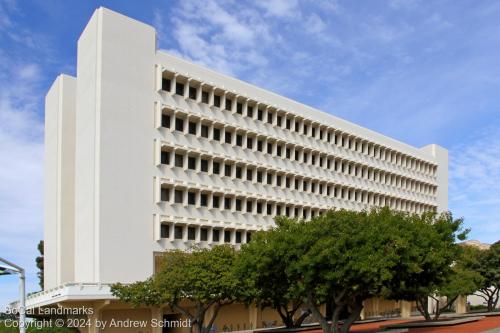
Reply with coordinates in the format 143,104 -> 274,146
156,50 -> 444,163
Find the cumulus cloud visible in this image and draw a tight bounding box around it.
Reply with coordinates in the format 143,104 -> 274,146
153,0 -> 347,97
154,0 -> 281,76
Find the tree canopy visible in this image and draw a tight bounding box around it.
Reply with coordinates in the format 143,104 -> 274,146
112,245 -> 245,333
266,208 -> 468,332
235,217 -> 310,328
384,211 -> 470,320
113,207 -> 472,333
463,241 -> 500,311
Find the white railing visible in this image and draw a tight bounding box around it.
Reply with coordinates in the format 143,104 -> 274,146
9,282 -> 115,309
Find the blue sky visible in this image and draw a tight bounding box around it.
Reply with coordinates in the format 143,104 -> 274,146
1,0 -> 500,308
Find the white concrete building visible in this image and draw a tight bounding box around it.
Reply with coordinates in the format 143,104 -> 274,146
34,7 -> 448,330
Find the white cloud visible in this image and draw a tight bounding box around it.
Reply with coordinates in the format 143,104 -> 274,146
0,0 -> 16,31
254,0 -> 299,18
304,13 -> 327,35
450,128 -> 500,194
0,1 -> 48,309
154,0 -> 279,76
0,68 -> 44,308
153,0 -> 345,97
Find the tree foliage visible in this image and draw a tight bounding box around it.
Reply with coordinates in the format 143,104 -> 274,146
235,217 -> 310,328
422,246 -> 483,319
261,208 -> 467,333
113,207 -> 471,333
36,240 -> 44,290
385,211 -> 470,320
293,208 -> 411,333
464,241 -> 500,311
112,245 -> 245,333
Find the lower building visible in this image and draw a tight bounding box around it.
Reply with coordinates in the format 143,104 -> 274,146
20,7 -> 450,332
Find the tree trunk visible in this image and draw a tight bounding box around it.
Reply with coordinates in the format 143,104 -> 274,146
433,298 -> 440,321
307,296 -> 334,333
203,303 -> 223,333
293,309 -> 311,327
441,296 -> 457,313
476,288 -> 499,312
340,302 -> 363,333
493,289 -> 500,310
276,306 -> 294,328
331,304 -> 344,333
416,297 -> 432,321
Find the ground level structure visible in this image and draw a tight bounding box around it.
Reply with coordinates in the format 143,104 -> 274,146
18,283 -> 469,333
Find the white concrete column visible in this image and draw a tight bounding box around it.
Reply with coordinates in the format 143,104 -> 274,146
195,190 -> 200,208
209,87 -> 215,106
221,228 -> 227,243
195,225 -> 201,242
262,106 -> 268,123
230,229 -> 236,244
232,95 -> 239,113
230,196 -> 236,212
241,132 -> 247,149
251,102 -> 258,120
195,119 -> 202,137
182,225 -> 188,242
170,74 -> 177,95
231,128 -> 236,146
221,91 -> 227,110
221,126 -> 226,144
243,99 -> 248,115
197,82 -> 203,102
208,226 -> 213,243
184,78 -> 190,98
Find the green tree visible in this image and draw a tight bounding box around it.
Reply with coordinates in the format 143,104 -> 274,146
424,246 -> 483,318
385,211 -> 469,320
285,208 -> 467,332
293,208 -> 407,333
112,245 -> 245,333
468,241 -> 500,311
36,240 -> 44,289
236,217 -> 310,328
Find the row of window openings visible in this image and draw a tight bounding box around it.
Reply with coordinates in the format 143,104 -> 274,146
161,78 -> 435,175
160,224 -> 251,243
161,150 -> 436,195
161,114 -> 435,191
160,187 -> 330,217
160,186 -> 432,215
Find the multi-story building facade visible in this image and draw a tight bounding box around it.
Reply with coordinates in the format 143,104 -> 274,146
28,7 -> 448,332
